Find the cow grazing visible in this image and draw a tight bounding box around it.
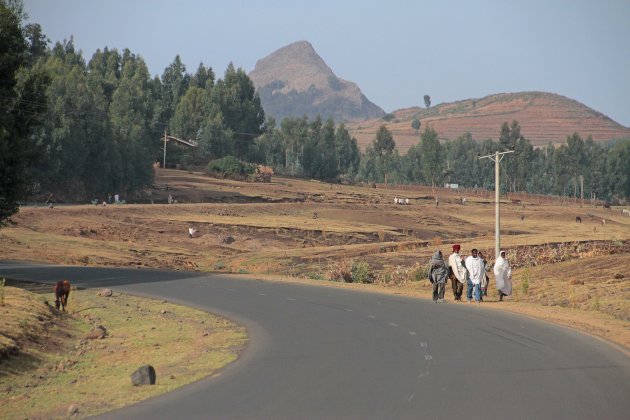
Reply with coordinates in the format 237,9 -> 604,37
54,280 -> 71,311
575,216 -> 582,223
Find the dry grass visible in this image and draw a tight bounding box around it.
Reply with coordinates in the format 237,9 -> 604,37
0,168 -> 629,351
0,285 -> 246,419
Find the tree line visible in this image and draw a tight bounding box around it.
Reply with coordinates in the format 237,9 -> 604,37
1,1 -> 628,226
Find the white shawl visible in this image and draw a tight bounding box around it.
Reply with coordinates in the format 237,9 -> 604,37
493,252 -> 512,295
448,253 -> 466,284
465,256 -> 485,285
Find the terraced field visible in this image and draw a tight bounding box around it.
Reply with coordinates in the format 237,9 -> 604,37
348,91 -> 630,152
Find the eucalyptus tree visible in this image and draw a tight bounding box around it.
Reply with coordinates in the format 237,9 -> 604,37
35,40 -> 95,194
191,62 -> 214,90
109,49 -> 155,191
607,140 -> 630,199
253,117 -> 285,168
211,62 -> 265,158
373,125 -> 397,185
419,125 -> 443,187
0,0 -> 49,225
334,123 -> 360,178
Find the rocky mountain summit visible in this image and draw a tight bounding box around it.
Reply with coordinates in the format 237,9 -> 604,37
249,41 -> 384,122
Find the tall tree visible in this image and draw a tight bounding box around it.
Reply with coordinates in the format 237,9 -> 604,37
334,123 -> 360,178
155,55 -> 189,131
419,125 -> 443,187
211,62 -> 265,159
109,49 -> 154,191
373,125 -> 396,184
374,124 -> 395,156
423,94 -> 431,109
411,117 -> 421,134
0,0 -> 49,225
607,140 -> 630,199
191,62 -> 214,90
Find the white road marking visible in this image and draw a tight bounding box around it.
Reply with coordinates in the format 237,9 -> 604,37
367,315 -> 376,319
287,297 -> 296,301
409,331 -> 417,336
389,322 -> 399,327
408,393 -> 415,402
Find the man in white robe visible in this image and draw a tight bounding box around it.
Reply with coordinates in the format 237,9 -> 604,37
465,248 -> 485,303
448,244 -> 466,301
494,250 -> 512,301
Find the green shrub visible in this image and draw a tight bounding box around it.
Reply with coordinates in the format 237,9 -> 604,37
306,272 -> 325,280
351,261 -> 373,284
207,156 -> 245,176
214,261 -> 226,270
207,156 -> 258,180
521,268 -> 530,296
408,263 -> 429,282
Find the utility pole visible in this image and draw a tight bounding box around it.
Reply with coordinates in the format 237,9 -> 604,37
161,131 -> 198,169
163,130 -> 167,169
479,150 -> 514,260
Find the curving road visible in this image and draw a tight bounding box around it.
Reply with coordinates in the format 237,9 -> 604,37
2,261 -> 629,419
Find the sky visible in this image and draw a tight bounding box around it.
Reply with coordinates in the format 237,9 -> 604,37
23,0 -> 630,127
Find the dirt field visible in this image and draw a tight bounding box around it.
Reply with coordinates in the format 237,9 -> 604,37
1,168 -> 629,349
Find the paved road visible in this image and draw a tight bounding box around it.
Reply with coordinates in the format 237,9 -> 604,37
2,261 -> 629,420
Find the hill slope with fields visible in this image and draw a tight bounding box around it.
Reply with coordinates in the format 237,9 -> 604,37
347,91 -> 630,153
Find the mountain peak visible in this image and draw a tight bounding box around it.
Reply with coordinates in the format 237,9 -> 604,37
249,41 -> 384,122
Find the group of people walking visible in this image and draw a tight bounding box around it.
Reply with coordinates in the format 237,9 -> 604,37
428,244 -> 512,303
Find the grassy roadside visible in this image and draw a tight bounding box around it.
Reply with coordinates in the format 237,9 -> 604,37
0,284 -> 247,419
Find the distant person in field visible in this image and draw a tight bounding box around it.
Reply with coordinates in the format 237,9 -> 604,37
188,226 -> 197,238
448,244 -> 466,301
435,196 -> 439,207
494,250 -> 512,301
428,250 -> 449,303
465,248 -> 485,303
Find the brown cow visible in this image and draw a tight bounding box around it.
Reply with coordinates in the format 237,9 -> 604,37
54,280 -> 71,311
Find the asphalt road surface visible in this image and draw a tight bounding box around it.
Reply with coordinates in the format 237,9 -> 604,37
1,261 -> 629,420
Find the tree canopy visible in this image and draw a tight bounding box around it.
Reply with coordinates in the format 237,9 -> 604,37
0,0 -> 50,226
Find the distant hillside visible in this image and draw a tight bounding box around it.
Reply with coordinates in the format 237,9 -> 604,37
346,92 -> 630,153
249,41 -> 385,122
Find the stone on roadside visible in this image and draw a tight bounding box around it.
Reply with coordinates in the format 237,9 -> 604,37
98,288 -> 113,297
68,404 -> 79,416
84,325 -> 107,340
131,365 -> 156,386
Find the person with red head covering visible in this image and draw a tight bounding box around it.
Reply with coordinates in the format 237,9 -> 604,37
448,244 -> 466,301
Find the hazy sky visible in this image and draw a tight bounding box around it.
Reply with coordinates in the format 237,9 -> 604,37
24,0 -> 630,126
